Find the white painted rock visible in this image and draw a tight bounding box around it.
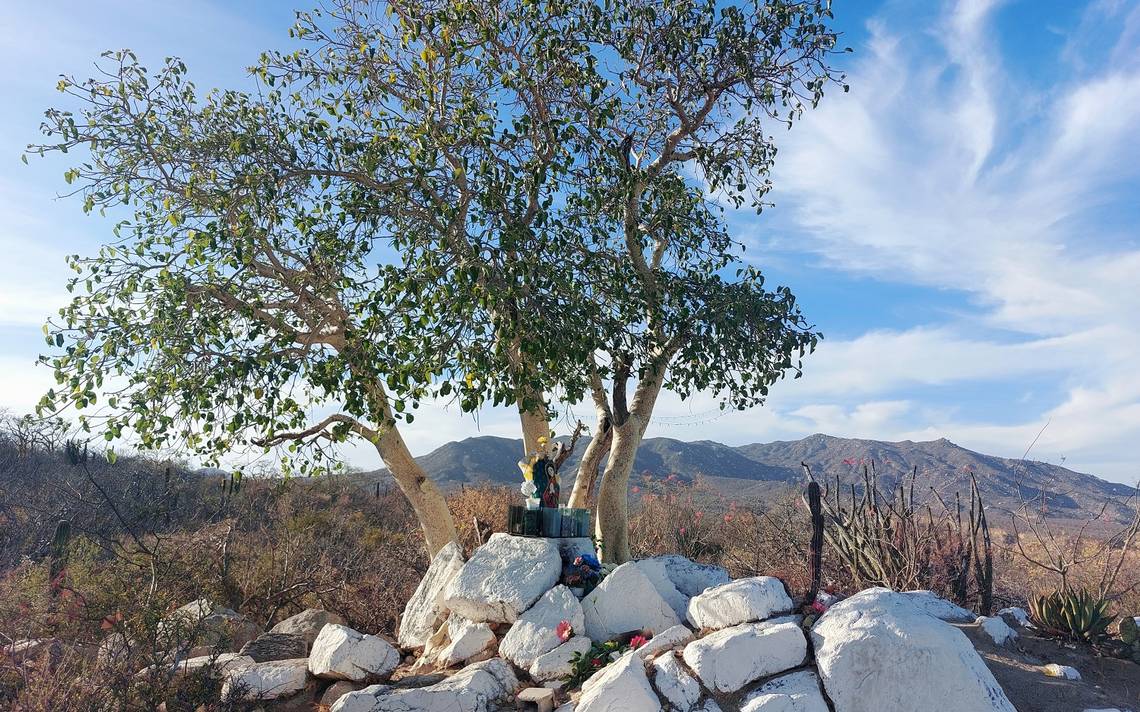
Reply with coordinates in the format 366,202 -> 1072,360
399,541 -> 466,649
444,534 -> 561,623
652,654 -> 701,711
272,608 -> 347,649
686,577 -> 793,630
309,624 -> 400,682
578,652 -> 661,712
1042,663 -> 1081,680
635,624 -> 695,662
329,658 -> 518,712
901,590 -> 976,623
632,559 -> 691,620
650,555 -> 731,597
812,588 -> 1016,712
740,670 -> 829,712
222,657 -> 309,700
437,616 -> 496,667
530,635 -> 592,682
996,607 -> 1030,627
581,563 -> 681,641
501,585 -> 585,669
176,652 -> 254,676
682,619 -> 806,694
976,616 -> 1018,646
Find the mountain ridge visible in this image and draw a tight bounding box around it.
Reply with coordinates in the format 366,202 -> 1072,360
356,433 -> 1137,527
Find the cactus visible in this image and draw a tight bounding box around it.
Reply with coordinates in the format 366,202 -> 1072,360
1029,589 -> 1115,642
48,519 -> 71,594
806,481 -> 824,606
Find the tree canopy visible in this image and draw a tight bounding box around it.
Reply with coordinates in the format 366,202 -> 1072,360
31,0 -> 843,559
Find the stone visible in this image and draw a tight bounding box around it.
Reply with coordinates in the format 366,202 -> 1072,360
239,632 -> 308,662
1042,663 -> 1081,680
634,624 -> 694,662
518,687 -> 556,712
996,607 -> 1030,627
975,616 -> 1017,646
577,652 -> 661,712
812,588 -> 1016,712
161,598 -> 261,652
221,657 -> 309,700
530,635 -> 592,682
651,654 -> 701,712
581,562 -> 681,642
3,638 -> 63,666
271,608 -> 348,650
136,652 -> 254,679
900,590 -> 976,623
96,631 -> 132,666
501,585 -> 585,669
686,577 -> 793,630
321,680 -> 366,707
682,619 -> 806,694
740,670 -> 829,712
649,555 -> 731,597
329,657 -> 518,712
697,702 -> 724,712
398,542 -> 466,649
436,615 -> 496,667
631,558 -> 691,620
444,534 -> 562,623
309,624 -> 400,682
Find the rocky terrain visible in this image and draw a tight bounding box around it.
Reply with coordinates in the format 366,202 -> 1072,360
21,534 -> 1132,711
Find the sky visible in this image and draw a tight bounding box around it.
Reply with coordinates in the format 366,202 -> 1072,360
1,0 -> 1139,485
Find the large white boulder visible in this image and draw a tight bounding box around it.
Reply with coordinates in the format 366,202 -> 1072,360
632,559 -> 691,620
652,654 -> 702,712
272,608 -> 347,650
901,590 -> 976,623
444,534 -> 561,623
399,541 -> 466,649
635,624 -> 695,662
436,616 -> 496,668
309,624 -> 400,682
740,670 -> 829,712
686,577 -> 793,630
577,652 -> 661,712
330,658 -> 518,712
530,635 -> 593,682
682,618 -> 806,694
222,657 -> 309,701
581,563 -> 682,641
812,588 -> 1016,712
501,585 -> 585,669
649,555 -> 731,597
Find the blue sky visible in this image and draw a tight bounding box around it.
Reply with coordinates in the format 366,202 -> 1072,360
1,1 -> 1139,485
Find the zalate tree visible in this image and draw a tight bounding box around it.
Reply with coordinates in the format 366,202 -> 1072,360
32,0 -> 841,562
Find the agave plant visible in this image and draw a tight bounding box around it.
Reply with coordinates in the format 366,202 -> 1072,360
1029,589 -> 1116,642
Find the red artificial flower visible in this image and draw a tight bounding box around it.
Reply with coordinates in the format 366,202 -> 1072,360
591,657 -> 603,667
811,600 -> 826,614
629,635 -> 648,649
555,620 -> 573,642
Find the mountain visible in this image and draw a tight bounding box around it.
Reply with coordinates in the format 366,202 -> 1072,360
356,433 -> 1137,528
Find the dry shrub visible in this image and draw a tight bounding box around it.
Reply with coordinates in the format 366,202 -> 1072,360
446,485 -> 514,553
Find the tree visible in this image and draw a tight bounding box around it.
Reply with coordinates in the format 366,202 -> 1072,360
31,0 -> 841,562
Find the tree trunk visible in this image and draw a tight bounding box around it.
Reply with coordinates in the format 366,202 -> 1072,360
566,416 -> 611,509
374,426 -> 457,557
594,420 -> 642,563
518,397 -> 550,457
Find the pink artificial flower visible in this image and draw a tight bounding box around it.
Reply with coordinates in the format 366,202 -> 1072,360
811,600 -> 826,614
724,513 -> 734,523
629,635 -> 648,649
679,527 -> 687,536
555,620 -> 573,642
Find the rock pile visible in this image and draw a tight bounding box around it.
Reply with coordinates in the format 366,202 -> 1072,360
78,533 -> 1064,710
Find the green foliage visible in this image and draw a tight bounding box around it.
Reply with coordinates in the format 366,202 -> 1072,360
564,638 -> 636,689
28,0 -> 841,474
1030,588 -> 1116,643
